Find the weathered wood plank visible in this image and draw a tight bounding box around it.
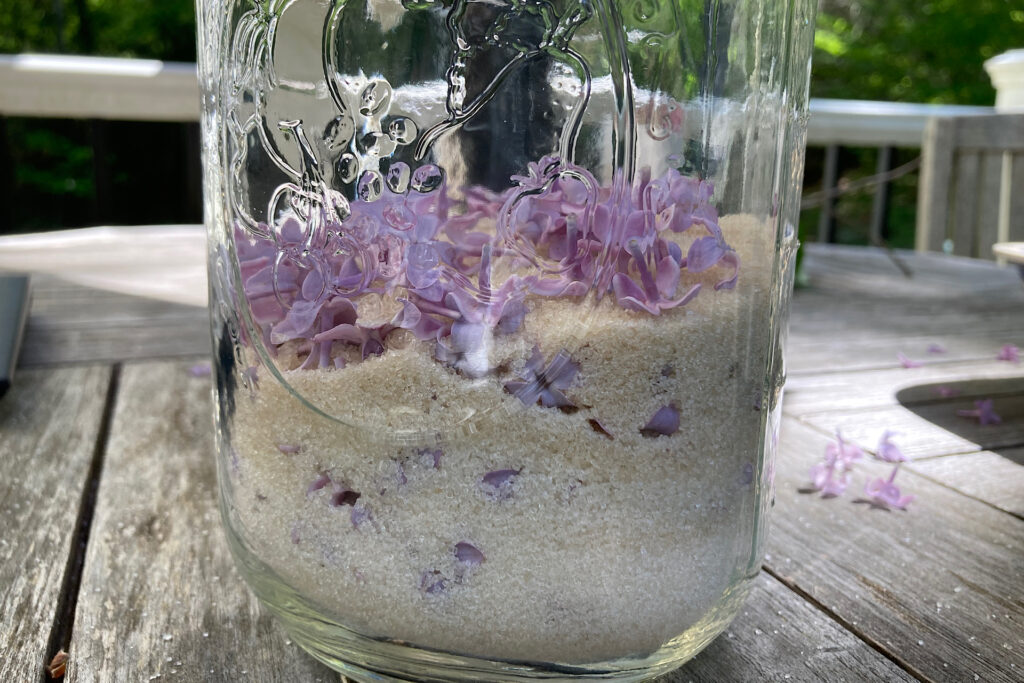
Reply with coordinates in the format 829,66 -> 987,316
668,572 -> 912,682
784,360 -> 1024,417
952,151 -> 982,258
767,418 -> 1024,682
0,366 -> 112,682
1010,154 -> 1024,243
906,448 -> 1024,518
20,275 -> 208,368
976,153 -> 1003,259
798,389 -> 1024,460
916,117 -> 955,254
67,361 -> 337,682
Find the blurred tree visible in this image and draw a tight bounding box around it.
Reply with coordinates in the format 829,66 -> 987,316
812,0 -> 1024,105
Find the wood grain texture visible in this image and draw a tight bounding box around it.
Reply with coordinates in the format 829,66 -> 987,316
67,361 -> 337,682
952,151 -> 981,258
784,360 -> 1024,416
907,449 -> 1024,518
798,390 -> 1024,461
916,117 -> 954,253
767,418 -> 1024,682
667,573 -> 912,683
1010,155 -> 1024,243
0,366 -> 112,682
976,153 -> 1004,259
20,274 -> 208,368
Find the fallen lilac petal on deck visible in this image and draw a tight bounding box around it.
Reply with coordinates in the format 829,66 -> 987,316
897,352 -> 923,368
864,466 -> 914,510
640,404 -> 680,437
277,443 -> 301,454
875,430 -> 908,462
957,399 -> 1002,425
996,344 -> 1020,364
807,431 -> 863,497
926,343 -> 947,354
454,542 -> 485,566
188,362 -> 212,377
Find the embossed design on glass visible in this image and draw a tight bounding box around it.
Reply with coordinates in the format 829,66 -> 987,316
197,0 -> 816,680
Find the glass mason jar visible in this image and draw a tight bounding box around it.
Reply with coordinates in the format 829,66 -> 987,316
197,1 -> 815,680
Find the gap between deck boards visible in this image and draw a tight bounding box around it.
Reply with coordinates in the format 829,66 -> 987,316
40,364 -> 121,683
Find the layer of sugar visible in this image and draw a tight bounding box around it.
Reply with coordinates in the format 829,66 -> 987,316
227,214 -> 774,664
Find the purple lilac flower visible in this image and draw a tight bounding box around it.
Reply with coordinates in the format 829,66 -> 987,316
235,160 -> 736,371
997,344 -> 1020,364
864,466 -> 914,510
640,404 -> 680,437
957,399 -> 1002,425
504,348 -> 579,408
927,343 -> 947,354
875,431 -> 907,463
897,352 -> 923,369
808,431 -> 863,497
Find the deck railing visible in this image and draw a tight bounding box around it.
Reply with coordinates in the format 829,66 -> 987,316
0,54 -> 997,242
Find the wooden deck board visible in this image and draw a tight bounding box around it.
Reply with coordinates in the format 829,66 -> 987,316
0,366 -> 112,682
20,274 -> 208,367
767,418 -> 1024,683
66,362 -> 337,682
798,392 -> 1024,460
907,448 -> 1024,518
669,573 -> 912,682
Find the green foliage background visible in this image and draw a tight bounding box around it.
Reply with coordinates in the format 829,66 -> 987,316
1,0 -> 1023,238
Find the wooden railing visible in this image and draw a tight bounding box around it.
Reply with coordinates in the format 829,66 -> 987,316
0,54 -> 998,242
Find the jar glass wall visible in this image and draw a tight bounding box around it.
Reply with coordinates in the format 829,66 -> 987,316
197,1 -> 815,680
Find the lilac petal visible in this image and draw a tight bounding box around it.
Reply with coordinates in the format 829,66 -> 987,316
714,251 -> 740,291
927,343 -> 947,354
656,283 -> 702,312
875,431 -> 907,463
640,404 -> 680,437
454,541 -> 485,566
686,236 -> 725,273
350,504 -> 372,528
301,268 -> 326,301
313,323 -> 364,345
271,299 -> 325,344
418,448 -> 443,469
188,362 -> 212,378
655,255 -> 681,298
482,469 -> 519,488
496,300 -> 526,335
997,344 -> 1020,363
588,418 -> 614,439
420,570 -> 447,595
545,351 -> 580,390
897,352 -> 923,369
277,444 -> 301,454
612,273 -> 661,315
307,473 -> 331,496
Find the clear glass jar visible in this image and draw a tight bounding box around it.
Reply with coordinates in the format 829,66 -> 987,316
197,1 -> 815,680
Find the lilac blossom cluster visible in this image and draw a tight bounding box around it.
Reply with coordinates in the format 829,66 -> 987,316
234,158 -> 737,374
807,431 -> 915,510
